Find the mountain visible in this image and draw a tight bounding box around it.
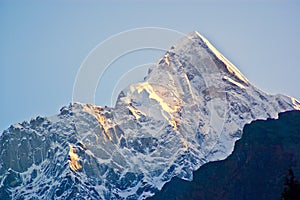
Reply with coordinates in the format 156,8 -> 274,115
1,31 -> 299,199
148,110 -> 300,200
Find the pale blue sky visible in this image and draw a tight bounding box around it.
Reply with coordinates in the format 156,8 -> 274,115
1,0 -> 300,132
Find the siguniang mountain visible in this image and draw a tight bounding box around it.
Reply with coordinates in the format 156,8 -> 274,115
1,32 -> 300,200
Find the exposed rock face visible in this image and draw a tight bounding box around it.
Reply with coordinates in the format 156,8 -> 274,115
149,110 -> 300,200
0,32 -> 299,199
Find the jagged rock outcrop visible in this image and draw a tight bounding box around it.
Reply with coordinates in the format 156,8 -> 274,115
0,32 -> 299,199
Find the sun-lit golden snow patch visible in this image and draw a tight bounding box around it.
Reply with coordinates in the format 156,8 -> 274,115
195,32 -> 249,85
82,104 -> 114,142
164,54 -> 171,66
127,105 -> 146,120
169,116 -> 180,131
137,82 -> 181,114
291,97 -> 300,110
134,82 -> 183,129
69,144 -> 82,171
223,76 -> 245,89
180,138 -> 188,150
169,118 -> 177,130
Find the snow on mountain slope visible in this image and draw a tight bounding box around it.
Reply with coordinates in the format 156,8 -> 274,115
1,32 -> 299,200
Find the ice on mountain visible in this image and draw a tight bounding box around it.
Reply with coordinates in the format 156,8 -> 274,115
1,31 -> 300,200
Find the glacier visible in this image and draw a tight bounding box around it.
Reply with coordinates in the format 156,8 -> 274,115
1,31 -> 300,199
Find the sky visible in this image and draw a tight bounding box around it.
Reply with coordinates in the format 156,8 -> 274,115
1,0 -> 300,133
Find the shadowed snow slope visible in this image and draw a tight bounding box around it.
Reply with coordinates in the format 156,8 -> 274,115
1,32 -> 299,199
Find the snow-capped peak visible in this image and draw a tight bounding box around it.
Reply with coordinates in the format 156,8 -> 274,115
1,32 -> 299,200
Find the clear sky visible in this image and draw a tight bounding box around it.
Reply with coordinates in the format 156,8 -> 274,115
1,0 -> 300,133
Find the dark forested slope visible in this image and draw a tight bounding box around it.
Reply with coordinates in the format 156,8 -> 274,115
149,111 -> 300,200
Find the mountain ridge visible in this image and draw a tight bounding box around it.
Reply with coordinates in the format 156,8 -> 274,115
148,110 -> 300,200
1,32 -> 299,199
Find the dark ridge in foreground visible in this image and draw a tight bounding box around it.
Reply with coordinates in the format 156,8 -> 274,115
148,110 -> 300,200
